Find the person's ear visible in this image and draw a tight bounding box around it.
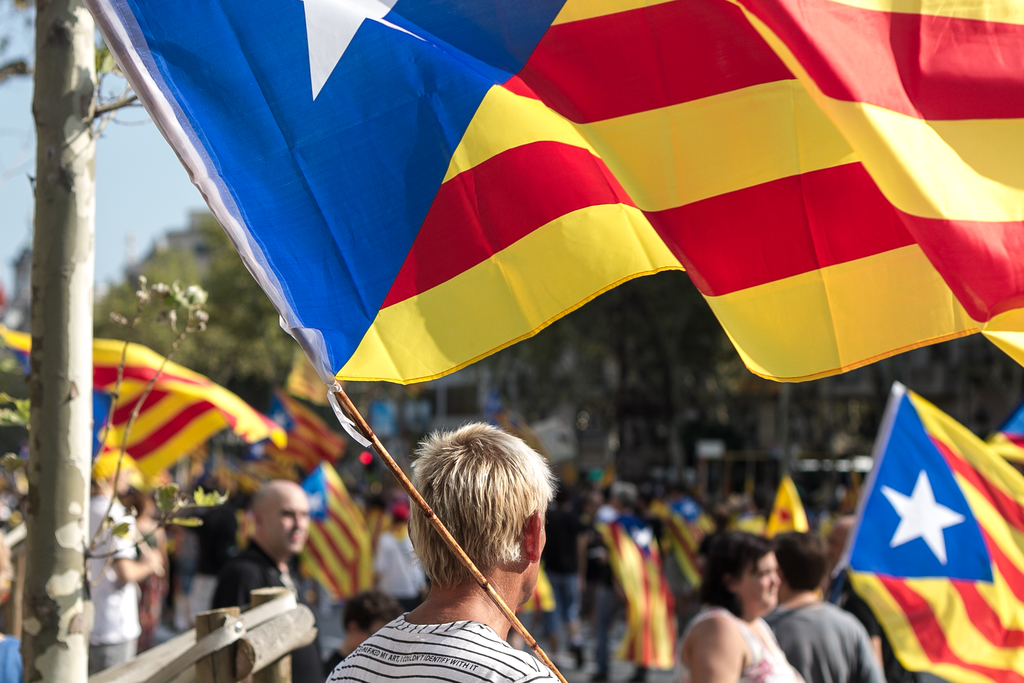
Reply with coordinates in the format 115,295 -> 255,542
523,510 -> 544,563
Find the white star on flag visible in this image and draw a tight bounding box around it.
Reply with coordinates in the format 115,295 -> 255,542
301,0 -> 418,100
881,470 -> 965,565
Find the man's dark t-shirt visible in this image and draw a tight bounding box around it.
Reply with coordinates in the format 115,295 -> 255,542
212,542 -> 323,683
544,508 -> 583,574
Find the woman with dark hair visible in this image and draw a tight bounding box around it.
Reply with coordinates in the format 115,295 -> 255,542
679,532 -> 802,683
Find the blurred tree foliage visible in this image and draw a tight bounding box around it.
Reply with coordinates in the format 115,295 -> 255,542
94,214 -> 293,408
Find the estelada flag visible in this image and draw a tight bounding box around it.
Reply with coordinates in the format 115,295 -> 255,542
266,391 -> 344,474
300,463 -> 373,600
86,0 -> 1024,387
766,475 -> 809,538
843,383 -> 1024,682
599,515 -> 675,670
0,326 -> 285,475
664,512 -> 703,590
988,398 -> 1024,463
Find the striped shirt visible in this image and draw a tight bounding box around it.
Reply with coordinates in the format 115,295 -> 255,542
327,615 -> 559,683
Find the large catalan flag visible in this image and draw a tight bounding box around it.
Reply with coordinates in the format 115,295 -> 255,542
599,515 -> 675,670
844,383 -> 1024,682
266,391 -> 344,474
85,0 -> 1024,387
300,463 -> 373,600
0,326 -> 285,475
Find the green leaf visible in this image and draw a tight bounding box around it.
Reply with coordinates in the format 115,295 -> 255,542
0,357 -> 21,375
155,483 -> 180,512
193,486 -> 228,507
95,45 -> 116,76
168,517 -> 202,527
0,393 -> 30,426
1,454 -> 24,471
112,522 -> 131,538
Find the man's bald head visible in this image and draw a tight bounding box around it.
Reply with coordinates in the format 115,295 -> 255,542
251,480 -> 310,568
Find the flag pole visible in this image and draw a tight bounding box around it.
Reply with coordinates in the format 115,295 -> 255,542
330,387 -> 567,683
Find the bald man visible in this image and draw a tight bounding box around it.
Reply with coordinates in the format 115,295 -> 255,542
212,480 -> 322,682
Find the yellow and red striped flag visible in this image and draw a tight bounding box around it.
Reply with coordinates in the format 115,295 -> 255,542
766,476 -> 809,538
300,463 -> 373,600
664,513 -> 703,590
845,384 -> 1024,682
285,347 -> 328,406
1,326 -> 286,476
599,517 -> 675,670
520,564 -> 556,615
266,391 -> 344,474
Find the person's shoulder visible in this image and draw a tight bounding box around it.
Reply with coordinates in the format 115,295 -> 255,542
684,609 -> 743,644
820,602 -> 875,636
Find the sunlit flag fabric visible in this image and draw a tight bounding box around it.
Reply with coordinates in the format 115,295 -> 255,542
988,399 -> 1024,463
766,475 -> 809,537
285,348 -> 329,406
85,0 -> 1024,385
663,508 -> 703,590
844,383 -> 1024,682
300,463 -> 373,600
266,391 -> 344,474
0,326 -> 286,475
598,515 -> 675,670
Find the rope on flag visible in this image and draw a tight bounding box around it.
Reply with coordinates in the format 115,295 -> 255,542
300,463 -> 373,600
844,383 -> 1024,682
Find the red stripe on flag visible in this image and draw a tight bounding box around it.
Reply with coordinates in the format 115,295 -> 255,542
94,365 -> 206,388
313,519 -> 357,576
668,519 -> 701,574
979,527 -> 1024,604
934,438 -> 1024,537
898,213 -> 1024,322
648,163 -> 915,296
952,582 -> 1024,649
112,389 -> 170,425
305,536 -> 347,597
880,577 -> 1024,683
519,0 -> 792,123
382,141 -> 635,308
128,401 -> 217,458
737,0 -> 1024,120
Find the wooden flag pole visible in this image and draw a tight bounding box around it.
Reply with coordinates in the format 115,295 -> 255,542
331,387 -> 567,683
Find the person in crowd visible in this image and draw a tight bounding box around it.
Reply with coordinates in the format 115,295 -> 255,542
121,488 -> 168,653
0,534 -> 21,683
828,518 -> 917,683
679,532 -> 801,683
373,499 -> 425,611
543,483 -> 584,667
323,590 -> 402,672
88,453 -> 164,674
765,532 -> 882,683
328,422 -> 560,682
586,484 -> 629,682
212,480 -> 322,683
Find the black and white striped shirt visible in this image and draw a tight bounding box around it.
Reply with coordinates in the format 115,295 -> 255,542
327,615 -> 559,683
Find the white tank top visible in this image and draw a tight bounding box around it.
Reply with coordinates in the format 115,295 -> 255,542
679,607 -> 802,683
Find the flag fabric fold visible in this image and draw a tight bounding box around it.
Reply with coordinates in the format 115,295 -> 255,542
844,383 -> 1024,682
766,475 -> 809,537
300,463 -> 373,600
85,0 -> 1024,384
1,326 -> 285,475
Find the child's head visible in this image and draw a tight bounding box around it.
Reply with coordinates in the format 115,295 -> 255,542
343,590 -> 402,639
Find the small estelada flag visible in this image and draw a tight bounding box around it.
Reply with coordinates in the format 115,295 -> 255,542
766,475 -> 809,538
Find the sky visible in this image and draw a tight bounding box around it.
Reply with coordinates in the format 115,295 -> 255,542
0,6 -> 206,298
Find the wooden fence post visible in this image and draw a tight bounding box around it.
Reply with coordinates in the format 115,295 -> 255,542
250,588 -> 291,683
194,607 -> 241,683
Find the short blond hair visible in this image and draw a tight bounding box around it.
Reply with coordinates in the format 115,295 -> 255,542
409,423 -> 555,587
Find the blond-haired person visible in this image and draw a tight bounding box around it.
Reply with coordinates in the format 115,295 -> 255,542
328,423 -> 559,683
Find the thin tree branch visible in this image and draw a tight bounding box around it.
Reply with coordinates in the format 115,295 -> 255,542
94,93 -> 138,118
0,60 -> 29,85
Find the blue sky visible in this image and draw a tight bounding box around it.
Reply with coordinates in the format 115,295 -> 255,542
0,6 -> 205,298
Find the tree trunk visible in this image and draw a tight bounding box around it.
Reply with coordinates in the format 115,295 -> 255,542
24,0 -> 97,680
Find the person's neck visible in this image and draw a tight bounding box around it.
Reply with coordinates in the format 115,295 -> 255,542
252,539 -> 290,573
779,588 -> 820,609
405,569 -> 526,639
339,628 -> 366,658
